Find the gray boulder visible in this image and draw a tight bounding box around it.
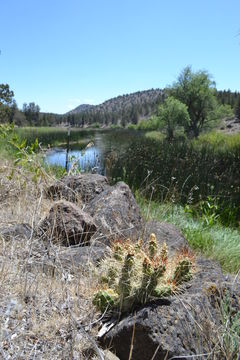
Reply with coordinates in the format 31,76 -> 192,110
86,182 -> 144,244
37,200 -> 97,246
143,221 -> 189,254
56,244 -> 112,271
25,244 -> 112,275
47,174 -> 109,203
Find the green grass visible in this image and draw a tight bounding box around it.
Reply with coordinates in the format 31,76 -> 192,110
0,138 -> 11,160
15,127 -> 94,147
194,131 -> 240,153
145,130 -> 165,141
137,196 -> 240,274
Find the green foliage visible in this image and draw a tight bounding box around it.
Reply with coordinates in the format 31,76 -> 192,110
111,133 -> 240,226
93,290 -> 118,313
144,130 -> 165,141
136,116 -> 159,131
219,290 -> 240,358
15,127 -> 93,147
110,124 -> 122,129
137,199 -> 240,274
214,104 -> 234,119
157,96 -> 190,140
22,102 -> 41,126
235,97 -> 240,120
184,195 -> 220,227
89,122 -> 100,128
168,66 -> 217,137
93,236 -> 193,314
206,104 -> 234,131
217,89 -> 240,109
193,131 -> 240,154
126,123 -> 137,130
0,84 -> 16,123
0,123 -> 46,182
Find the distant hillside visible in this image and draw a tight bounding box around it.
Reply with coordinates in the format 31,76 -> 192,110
11,88 -> 240,128
65,89 -> 165,127
69,104 -> 95,114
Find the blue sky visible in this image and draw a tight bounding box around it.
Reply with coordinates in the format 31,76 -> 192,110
0,0 -> 239,114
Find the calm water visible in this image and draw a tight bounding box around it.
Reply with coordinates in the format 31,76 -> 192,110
45,130 -> 141,175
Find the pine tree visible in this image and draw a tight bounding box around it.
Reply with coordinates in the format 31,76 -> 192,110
235,97 -> 240,120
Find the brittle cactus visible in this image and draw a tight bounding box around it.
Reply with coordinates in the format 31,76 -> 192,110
160,241 -> 168,264
93,234 -> 194,314
118,252 -> 135,298
148,233 -> 158,260
139,256 -> 166,303
93,289 -> 118,313
113,243 -> 124,261
172,259 -> 192,285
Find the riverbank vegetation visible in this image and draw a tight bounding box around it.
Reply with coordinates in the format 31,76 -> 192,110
0,66 -> 240,277
138,198 -> 240,274
118,137 -> 240,228
0,123 -> 239,275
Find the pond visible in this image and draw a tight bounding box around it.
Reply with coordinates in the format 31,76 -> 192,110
45,129 -> 142,175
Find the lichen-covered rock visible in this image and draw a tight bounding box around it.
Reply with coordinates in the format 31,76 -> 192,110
86,182 -> 144,244
47,174 -> 109,203
37,200 -> 97,246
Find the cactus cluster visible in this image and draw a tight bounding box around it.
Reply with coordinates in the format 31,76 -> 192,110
93,234 -> 194,314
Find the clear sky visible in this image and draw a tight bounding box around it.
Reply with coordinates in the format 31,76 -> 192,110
0,0 -> 239,114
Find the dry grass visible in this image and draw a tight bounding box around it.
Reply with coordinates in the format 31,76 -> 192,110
0,159 -> 239,359
0,160 -> 104,359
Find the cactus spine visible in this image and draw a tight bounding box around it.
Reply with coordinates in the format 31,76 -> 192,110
118,252 -> 135,298
173,259 -> 192,285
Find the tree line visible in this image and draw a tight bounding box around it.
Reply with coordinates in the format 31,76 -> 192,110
0,70 -> 240,134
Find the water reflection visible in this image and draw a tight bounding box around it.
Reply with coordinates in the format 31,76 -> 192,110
45,129 -> 142,175
46,146 -> 104,173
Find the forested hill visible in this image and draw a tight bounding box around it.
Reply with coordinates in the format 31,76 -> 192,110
65,89 -> 165,127
6,87 -> 240,127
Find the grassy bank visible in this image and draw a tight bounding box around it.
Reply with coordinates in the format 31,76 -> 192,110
15,126 -> 95,147
111,131 -> 240,226
138,196 -> 240,274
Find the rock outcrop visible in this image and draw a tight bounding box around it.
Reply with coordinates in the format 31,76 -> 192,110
86,182 -> 143,244
42,180 -> 143,246
55,244 -> 112,270
47,174 -> 109,203
98,243 -> 240,359
4,173 -> 239,359
37,200 -> 97,246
